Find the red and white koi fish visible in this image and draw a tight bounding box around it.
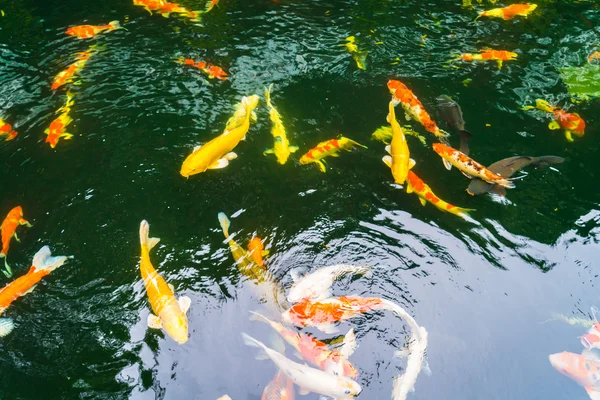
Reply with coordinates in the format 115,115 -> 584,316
287,265 -> 370,303
65,21 -> 121,39
45,92 -> 75,148
549,350 -> 600,399
387,80 -> 448,143
0,118 -> 17,141
524,99 -> 585,142
459,49 -> 518,69
432,143 -> 515,189
250,311 -> 359,378
299,136 -> 367,173
0,206 -> 32,277
477,4 -> 537,20
51,50 -> 93,91
262,370 -> 295,400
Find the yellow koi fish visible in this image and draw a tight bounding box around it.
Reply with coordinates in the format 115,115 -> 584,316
299,136 -> 367,172
263,84 -> 298,165
139,220 -> 190,344
385,100 -> 415,185
180,95 -> 259,177
371,125 -> 426,146
344,36 -> 368,70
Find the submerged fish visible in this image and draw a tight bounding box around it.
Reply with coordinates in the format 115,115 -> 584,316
386,100 -> 415,185
139,220 -> 191,344
0,206 -> 32,277
477,3 -> 538,20
344,36 -> 368,70
589,52 -> 600,64
65,21 -> 121,39
247,237 -> 268,269
177,58 -> 228,80
371,125 -> 426,146
158,2 -> 201,20
392,324 -> 429,400
241,333 -> 362,399
262,369 -> 295,400
549,350 -> 600,399
467,155 -> 564,196
435,95 -> 472,155
180,95 -> 259,177
459,49 -> 518,69
52,49 -> 93,91
299,136 -> 367,173
263,84 -> 298,164
524,99 -> 585,142
0,246 -> 70,337
0,118 -> 17,141
45,92 -> 75,148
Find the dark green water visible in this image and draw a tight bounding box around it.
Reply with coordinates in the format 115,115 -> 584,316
0,0 -> 599,399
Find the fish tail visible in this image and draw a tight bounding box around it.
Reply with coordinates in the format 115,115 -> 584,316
217,212 -> 231,238
32,245 -> 70,273
345,138 -> 368,150
248,310 -> 271,324
2,257 -> 11,278
454,207 -> 476,223
379,299 -> 423,338
139,220 -> 160,251
0,318 -> 14,337
108,20 -> 121,30
264,84 -> 273,108
241,332 -> 268,353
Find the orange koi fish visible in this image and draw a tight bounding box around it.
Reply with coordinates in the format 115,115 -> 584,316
477,4 -> 537,20
177,58 -> 228,80
432,143 -> 515,189
549,351 -> 600,399
0,246 -> 70,336
459,49 -> 517,69
45,92 -> 75,148
247,237 -> 268,268
299,136 -> 367,173
589,52 -> 600,64
0,206 -> 32,277
262,370 -> 295,400
524,99 -> 585,142
51,50 -> 93,91
139,220 -> 191,344
250,311 -> 359,378
65,21 -> 121,39
387,80 -> 448,143
0,119 -> 18,141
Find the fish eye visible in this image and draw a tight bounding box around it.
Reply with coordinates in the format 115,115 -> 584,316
345,390 -> 351,395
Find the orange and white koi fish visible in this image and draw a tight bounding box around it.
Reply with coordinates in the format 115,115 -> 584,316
51,50 -> 93,91
139,220 -> 191,344
459,49 -> 518,69
299,136 -> 367,173
549,350 -> 600,399
0,246 -> 70,336
250,311 -> 359,378
387,80 -> 449,143
262,370 -> 295,400
385,100 -> 415,185
432,143 -> 515,189
0,206 -> 32,277
65,21 -> 121,39
477,4 -> 537,20
45,92 -> 75,148
523,99 -> 585,142
589,52 -> 600,64
247,237 -> 268,268
288,265 -> 370,304
180,95 -> 258,177
0,119 -> 18,141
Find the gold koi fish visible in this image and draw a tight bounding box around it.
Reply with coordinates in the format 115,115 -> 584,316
263,84 -> 298,164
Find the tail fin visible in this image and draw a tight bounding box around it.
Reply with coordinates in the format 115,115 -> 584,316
456,208 -> 476,223
217,212 -> 231,238
139,220 -> 160,251
371,126 -> 393,143
339,328 -> 358,358
343,138 -> 368,150
32,246 -> 70,272
249,310 -> 272,324
108,21 -> 121,30
264,84 -> 273,108
0,318 -> 14,337
241,332 -> 268,353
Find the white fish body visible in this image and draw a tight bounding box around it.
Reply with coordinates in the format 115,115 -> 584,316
287,264 -> 370,303
241,333 -> 361,399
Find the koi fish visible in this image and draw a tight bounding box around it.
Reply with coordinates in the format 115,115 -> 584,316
387,80 -> 449,143
299,136 -> 367,173
45,92 -> 75,148
263,84 -> 299,164
139,220 -> 190,344
459,49 -> 518,69
241,333 -> 362,399
392,323 -> 430,400
0,118 -> 18,141
133,0 -> 167,13
51,50 -> 93,91
477,4 -> 538,20
180,95 -> 259,177
371,125 -> 426,146
288,265 -> 370,303
580,308 -> 600,350
435,95 -> 472,155
467,155 -> 564,196
589,52 -> 600,64
250,311 -> 359,378
177,58 -> 228,80
158,2 -> 201,21
0,246 -> 70,336
344,36 -> 368,70
247,237 -> 268,268
524,99 -> 585,142
386,100 -> 415,185
549,350 -> 600,400
432,143 -> 515,189
65,21 -> 121,39
0,206 -> 32,278
262,370 -> 295,400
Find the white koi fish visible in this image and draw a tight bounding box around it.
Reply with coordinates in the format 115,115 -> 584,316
287,264 -> 371,303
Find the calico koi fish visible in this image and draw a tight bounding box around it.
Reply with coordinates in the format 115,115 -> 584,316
459,49 -> 518,69
45,92 -> 75,148
288,265 -> 370,304
549,350 -> 600,399
65,21 -> 121,39
387,80 -> 449,143
263,84 -> 298,164
247,237 -> 268,268
386,100 -> 414,185
299,136 -> 367,173
51,50 -> 93,91
344,36 -> 368,70
180,95 -> 259,177
0,206 -> 32,278
262,370 -> 295,400
0,118 -> 18,141
250,311 -> 359,378
477,3 -> 537,20
0,246 -> 70,336
524,99 -> 585,142
241,333 -> 362,399
432,143 -> 515,189
139,220 -> 191,344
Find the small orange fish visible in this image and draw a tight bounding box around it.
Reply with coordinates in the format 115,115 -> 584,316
262,370 -> 295,400
45,93 -> 75,148
459,49 -> 517,69
65,21 -> 121,39
51,50 -> 92,91
0,119 -> 18,141
477,4 -> 538,20
177,59 -> 229,80
588,52 -> 600,64
247,237 -> 268,268
0,206 -> 32,277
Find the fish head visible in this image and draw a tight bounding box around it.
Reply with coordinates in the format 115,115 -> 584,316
161,309 -> 189,344
244,95 -> 260,111
549,351 -> 600,387
298,154 -> 310,165
335,376 -> 362,398
180,150 -> 206,177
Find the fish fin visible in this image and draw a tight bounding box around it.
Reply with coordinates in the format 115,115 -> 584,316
316,160 -> 327,173
395,348 -> 410,359
32,246 -> 70,272
208,157 -> 231,169
168,283 -> 175,292
298,387 -> 311,396
160,12 -> 171,18
193,144 -> 202,152
419,197 -> 427,206
241,332 -> 269,357
225,152 -> 238,160
442,159 -> 452,171
496,60 -> 503,69
548,121 -> 560,130
564,130 -> 574,142
409,158 -> 416,169
339,328 -> 358,358
139,220 -> 161,251
251,111 -> 258,122
461,171 -> 472,179
404,112 -> 412,121
108,20 -> 121,30
270,334 -> 286,354
217,212 -> 231,238
147,314 -> 162,329
263,148 -> 274,155
0,318 -> 14,337
315,322 -> 339,334
586,387 -> 600,400
406,182 -> 414,194
248,310 -> 271,324
424,360 -> 432,376
289,146 -> 299,153
178,296 -> 192,314
21,284 -> 37,295
382,155 -> 392,168
13,232 -> 20,243
385,145 -> 391,155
